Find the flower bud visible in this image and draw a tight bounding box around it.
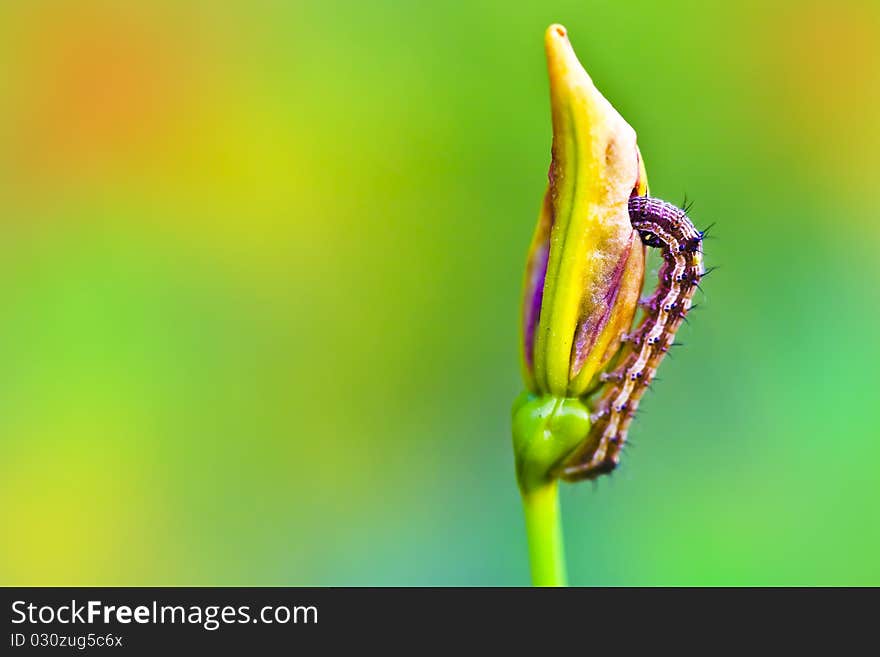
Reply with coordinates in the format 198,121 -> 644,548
521,25 -> 648,399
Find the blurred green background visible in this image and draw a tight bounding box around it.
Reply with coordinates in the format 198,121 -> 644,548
1,0 -> 878,585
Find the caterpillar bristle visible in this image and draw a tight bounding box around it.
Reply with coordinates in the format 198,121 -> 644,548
699,222 -> 717,239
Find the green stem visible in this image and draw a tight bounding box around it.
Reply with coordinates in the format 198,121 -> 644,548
521,481 -> 567,586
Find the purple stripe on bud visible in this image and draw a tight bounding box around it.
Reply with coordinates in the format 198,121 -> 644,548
523,241 -> 550,370
569,231 -> 638,380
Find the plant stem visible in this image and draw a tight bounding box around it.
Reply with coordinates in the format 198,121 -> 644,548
521,481 -> 567,586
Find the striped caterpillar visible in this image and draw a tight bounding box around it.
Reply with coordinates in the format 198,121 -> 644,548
561,195 -> 705,481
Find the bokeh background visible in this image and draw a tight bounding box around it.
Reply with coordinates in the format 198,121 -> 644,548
1,0 -> 878,585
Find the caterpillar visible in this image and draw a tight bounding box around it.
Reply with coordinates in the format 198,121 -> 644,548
561,195 -> 705,482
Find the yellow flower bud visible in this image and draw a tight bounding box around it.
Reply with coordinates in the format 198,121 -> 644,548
521,25 -> 648,399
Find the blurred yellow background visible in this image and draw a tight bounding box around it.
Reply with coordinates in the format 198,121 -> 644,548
1,0 -> 878,585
